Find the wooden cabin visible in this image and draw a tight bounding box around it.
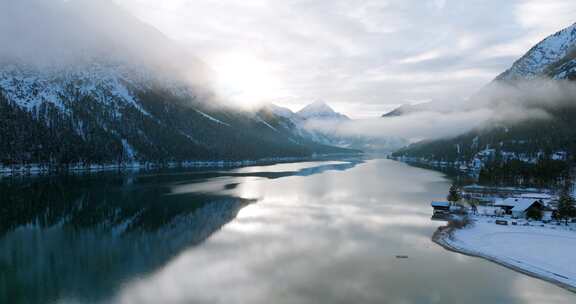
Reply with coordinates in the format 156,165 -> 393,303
431,201 -> 450,214
495,198 -> 553,220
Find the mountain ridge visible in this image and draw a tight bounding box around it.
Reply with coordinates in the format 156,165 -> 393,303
0,2 -> 357,170
296,101 -> 350,121
392,22 -> 576,181
259,101 -> 407,152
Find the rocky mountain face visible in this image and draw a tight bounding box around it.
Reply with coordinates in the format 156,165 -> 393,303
393,23 -> 576,181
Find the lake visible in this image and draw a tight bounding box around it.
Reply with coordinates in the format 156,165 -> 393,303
1,158 -> 574,304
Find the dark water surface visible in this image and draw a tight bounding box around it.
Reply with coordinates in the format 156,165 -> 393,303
0,158 -> 574,304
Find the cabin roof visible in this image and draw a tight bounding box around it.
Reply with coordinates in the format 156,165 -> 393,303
431,201 -> 450,208
495,198 -> 545,212
511,200 -> 542,212
519,193 -> 553,200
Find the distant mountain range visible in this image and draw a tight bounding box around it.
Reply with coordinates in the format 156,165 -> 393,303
258,101 -> 407,152
296,101 -> 350,121
393,23 -> 576,177
381,103 -> 435,117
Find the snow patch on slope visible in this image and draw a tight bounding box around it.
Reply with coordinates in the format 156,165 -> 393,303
257,117 -> 279,132
121,139 -> 136,160
0,63 -> 155,119
498,23 -> 576,80
297,101 -> 349,121
195,110 -> 231,127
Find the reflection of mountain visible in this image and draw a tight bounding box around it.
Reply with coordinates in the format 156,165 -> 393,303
225,160 -> 362,179
135,159 -> 364,182
0,177 -> 253,303
0,159 -> 362,304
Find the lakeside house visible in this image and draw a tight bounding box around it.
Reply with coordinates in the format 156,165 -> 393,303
494,197 -> 554,220
431,201 -> 450,215
461,185 -> 558,218
431,201 -> 466,218
461,184 -> 552,204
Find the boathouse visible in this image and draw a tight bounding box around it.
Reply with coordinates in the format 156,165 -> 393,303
431,201 -> 450,214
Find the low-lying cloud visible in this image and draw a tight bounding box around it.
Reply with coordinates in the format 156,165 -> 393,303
306,79 -> 576,143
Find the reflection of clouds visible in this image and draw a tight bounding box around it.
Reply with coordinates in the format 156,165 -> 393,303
234,177 -> 267,200
112,159 -> 576,304
230,161 -> 348,174
512,275 -> 574,304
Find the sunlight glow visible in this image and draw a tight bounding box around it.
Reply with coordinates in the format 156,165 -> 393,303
211,52 -> 284,108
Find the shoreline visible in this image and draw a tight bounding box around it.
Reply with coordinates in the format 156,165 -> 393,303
0,153 -> 362,178
432,221 -> 576,294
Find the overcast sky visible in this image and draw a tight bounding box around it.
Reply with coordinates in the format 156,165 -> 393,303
116,0 -> 576,118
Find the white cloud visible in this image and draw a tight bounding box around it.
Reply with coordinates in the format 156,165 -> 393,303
516,0 -> 576,32
20,0 -> 576,119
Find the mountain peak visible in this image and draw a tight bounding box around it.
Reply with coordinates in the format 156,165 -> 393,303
297,101 -> 349,120
261,103 -> 296,119
496,22 -> 576,81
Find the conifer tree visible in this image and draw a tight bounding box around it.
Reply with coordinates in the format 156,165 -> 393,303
557,182 -> 576,225
447,184 -> 461,205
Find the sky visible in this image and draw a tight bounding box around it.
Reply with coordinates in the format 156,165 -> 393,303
115,0 -> 576,118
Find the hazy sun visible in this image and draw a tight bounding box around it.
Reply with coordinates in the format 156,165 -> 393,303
211,53 -> 283,108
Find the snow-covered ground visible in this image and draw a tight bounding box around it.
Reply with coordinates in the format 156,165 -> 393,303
437,216 -> 576,291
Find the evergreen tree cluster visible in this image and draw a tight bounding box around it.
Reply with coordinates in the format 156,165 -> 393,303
0,84 -> 354,169
478,159 -> 570,187
557,183 -> 576,225
447,184 -> 461,203
393,103 -> 576,186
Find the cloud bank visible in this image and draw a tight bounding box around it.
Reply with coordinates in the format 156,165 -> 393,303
119,0 -> 576,117
306,79 -> 576,142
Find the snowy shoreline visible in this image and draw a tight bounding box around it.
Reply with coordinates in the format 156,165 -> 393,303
433,217 -> 576,293
0,153 -> 359,178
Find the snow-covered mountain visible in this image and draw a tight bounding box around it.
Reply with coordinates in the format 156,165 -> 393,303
0,62 -> 354,167
383,24 -> 576,118
496,23 -> 576,81
296,101 -> 350,121
381,103 -> 436,117
0,1 -> 355,169
258,102 -> 407,152
394,23 -> 576,175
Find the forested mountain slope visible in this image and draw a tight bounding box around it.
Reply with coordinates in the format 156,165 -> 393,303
393,23 -> 576,184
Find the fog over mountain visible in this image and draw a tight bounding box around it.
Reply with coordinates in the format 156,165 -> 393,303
2,0 -> 576,156
119,0 -> 576,118
309,78 -> 576,142
0,0 -> 356,167
0,0 -> 212,92
308,23 -> 576,143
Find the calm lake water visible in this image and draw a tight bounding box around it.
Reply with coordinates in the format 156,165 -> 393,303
1,158 -> 575,304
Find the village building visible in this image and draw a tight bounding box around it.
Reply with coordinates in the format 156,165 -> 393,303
431,201 -> 450,215
494,197 -> 554,220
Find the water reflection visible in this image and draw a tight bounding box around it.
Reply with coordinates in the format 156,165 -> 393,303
1,159 -> 574,304
0,160 -> 362,304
